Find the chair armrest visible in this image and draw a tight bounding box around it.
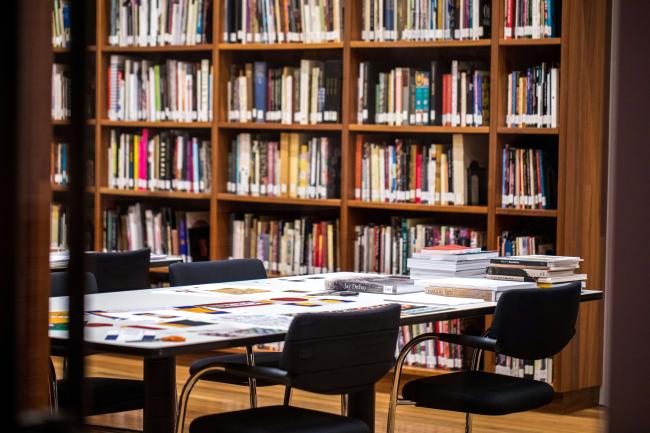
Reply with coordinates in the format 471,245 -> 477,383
431,333 -> 498,352
222,364 -> 291,385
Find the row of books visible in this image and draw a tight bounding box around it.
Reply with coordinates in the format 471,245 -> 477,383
226,133 -> 340,199
397,319 -> 472,369
52,0 -> 70,48
497,231 -> 554,256
51,204 -> 68,250
361,0 -> 492,42
102,203 -> 210,262
357,61 -> 489,127
52,64 -> 70,121
501,144 -> 555,209
354,134 -> 487,205
230,214 -> 339,275
227,60 -> 342,124
108,0 -> 211,47
506,62 -> 559,128
51,142 -> 69,186
222,0 -> 343,44
353,218 -> 486,275
107,56 -> 213,122
107,129 -> 212,193
495,355 -> 553,384
486,255 -> 586,288
503,0 -> 560,40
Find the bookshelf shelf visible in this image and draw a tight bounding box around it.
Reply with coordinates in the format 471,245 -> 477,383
102,44 -> 214,53
499,38 -> 562,46
217,193 -> 341,207
52,119 -> 97,126
100,120 -> 213,129
495,208 -> 558,218
218,42 -> 343,51
350,40 -> 492,49
349,124 -> 490,134
497,127 -> 560,135
218,122 -> 343,131
348,200 -> 488,215
99,188 -> 211,200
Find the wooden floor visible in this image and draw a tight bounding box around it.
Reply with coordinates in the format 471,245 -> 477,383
54,354 -> 605,433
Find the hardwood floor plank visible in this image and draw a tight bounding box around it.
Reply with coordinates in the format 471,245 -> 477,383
52,355 -> 604,433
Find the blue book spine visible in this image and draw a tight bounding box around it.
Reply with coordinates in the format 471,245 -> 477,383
179,217 -> 188,261
254,62 -> 268,122
193,137 -> 200,192
62,143 -> 68,183
196,0 -> 203,40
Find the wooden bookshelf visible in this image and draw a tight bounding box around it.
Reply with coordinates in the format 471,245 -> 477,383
50,0 -> 609,411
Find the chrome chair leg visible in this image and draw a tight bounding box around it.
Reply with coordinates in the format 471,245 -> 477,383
48,357 -> 59,413
245,345 -> 258,408
340,394 -> 348,416
283,386 -> 292,405
176,366 -> 230,433
465,413 -> 473,433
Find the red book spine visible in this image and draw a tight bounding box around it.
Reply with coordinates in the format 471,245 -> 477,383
415,146 -> 422,203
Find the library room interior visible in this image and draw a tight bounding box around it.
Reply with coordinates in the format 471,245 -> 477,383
2,1 -> 649,432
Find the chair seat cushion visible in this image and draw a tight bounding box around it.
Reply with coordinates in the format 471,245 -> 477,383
190,351 -> 283,386
190,405 -> 370,433
401,371 -> 555,416
57,377 -> 145,416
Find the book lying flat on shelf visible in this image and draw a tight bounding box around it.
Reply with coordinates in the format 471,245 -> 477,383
324,275 -> 422,295
423,277 -> 538,301
490,255 -> 582,269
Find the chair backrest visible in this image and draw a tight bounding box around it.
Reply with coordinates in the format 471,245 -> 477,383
279,304 -> 401,395
169,259 -> 267,286
489,282 -> 581,360
50,272 -> 98,297
84,249 -> 150,293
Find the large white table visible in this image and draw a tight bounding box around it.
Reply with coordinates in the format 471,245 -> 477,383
49,272 -> 602,433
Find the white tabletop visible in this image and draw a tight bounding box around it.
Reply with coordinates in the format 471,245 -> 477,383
49,272 -> 602,357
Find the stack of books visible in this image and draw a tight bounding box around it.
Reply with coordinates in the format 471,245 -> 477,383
423,277 -> 538,302
408,245 -> 497,279
486,255 -> 587,288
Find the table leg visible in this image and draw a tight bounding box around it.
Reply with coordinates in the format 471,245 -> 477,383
144,356 -> 176,433
347,385 -> 376,433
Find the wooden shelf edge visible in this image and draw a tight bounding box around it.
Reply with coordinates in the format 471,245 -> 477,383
99,188 -> 211,200
351,39 -> 491,49
100,120 -> 213,129
497,127 -> 560,135
349,124 -> 490,134
218,122 -> 342,131
51,185 -> 96,193
102,44 -> 214,53
218,42 -> 343,51
495,208 -> 558,218
348,200 -> 488,214
217,193 -> 341,207
499,37 -> 562,46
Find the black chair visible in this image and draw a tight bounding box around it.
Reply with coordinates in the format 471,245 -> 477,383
177,303 -> 402,433
84,248 -> 150,292
387,282 -> 582,433
50,271 -> 99,297
169,258 -> 267,287
170,259 -> 286,409
49,272 -> 146,416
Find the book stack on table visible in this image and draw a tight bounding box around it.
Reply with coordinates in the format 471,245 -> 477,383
408,245 -> 498,279
486,255 -> 587,288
